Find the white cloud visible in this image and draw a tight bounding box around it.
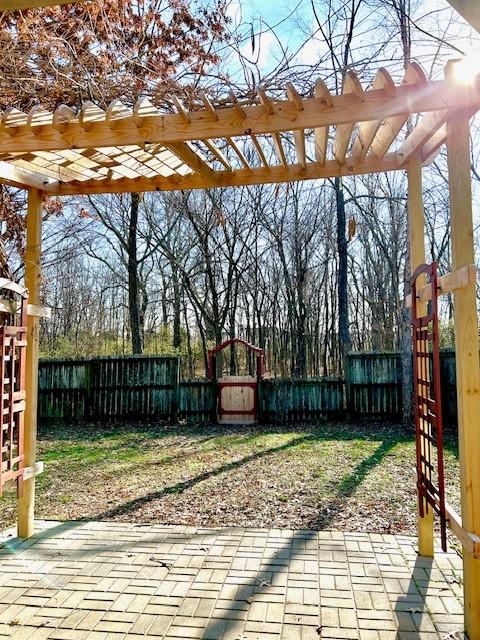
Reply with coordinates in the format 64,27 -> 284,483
297,35 -> 320,66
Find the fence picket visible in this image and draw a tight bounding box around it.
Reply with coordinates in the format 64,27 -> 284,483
37,351 -> 459,426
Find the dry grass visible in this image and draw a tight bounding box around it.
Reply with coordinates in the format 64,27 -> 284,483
0,421 -> 460,539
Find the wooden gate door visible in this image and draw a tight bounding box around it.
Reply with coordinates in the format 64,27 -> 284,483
207,339 -> 264,425
217,376 -> 258,424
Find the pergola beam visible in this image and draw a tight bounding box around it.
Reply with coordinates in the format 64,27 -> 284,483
350,68 -> 396,161
447,113 -> 480,639
165,142 -> 217,183
56,154 -> 401,195
0,80 -> 478,157
397,109 -> 450,165
447,0 -> 480,32
293,129 -> 306,168
314,79 -> 332,166
422,126 -> 447,165
371,62 -> 427,160
335,71 -> 364,164
0,161 -> 58,192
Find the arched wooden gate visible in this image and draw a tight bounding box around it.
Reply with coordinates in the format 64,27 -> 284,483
207,339 -> 264,424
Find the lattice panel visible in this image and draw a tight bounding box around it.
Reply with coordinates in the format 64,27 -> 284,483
0,294 -> 27,498
411,262 -> 447,551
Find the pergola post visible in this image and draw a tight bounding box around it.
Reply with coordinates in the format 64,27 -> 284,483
447,113 -> 480,638
17,188 -> 43,539
407,156 -> 434,558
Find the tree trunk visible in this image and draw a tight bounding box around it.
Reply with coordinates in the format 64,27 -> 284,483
397,0 -> 413,426
183,301 -> 194,377
335,177 -> 351,370
172,264 -> 182,350
128,192 -> 143,355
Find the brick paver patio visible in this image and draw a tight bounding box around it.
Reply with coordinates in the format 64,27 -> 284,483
0,520 -> 465,639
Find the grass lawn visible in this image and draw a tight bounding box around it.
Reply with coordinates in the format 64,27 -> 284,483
0,421 -> 460,540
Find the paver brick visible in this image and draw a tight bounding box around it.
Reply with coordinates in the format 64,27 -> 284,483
0,521 -> 466,640
339,608 -> 357,628
281,624 -> 319,639
320,628 -> 359,639
284,612 -> 318,626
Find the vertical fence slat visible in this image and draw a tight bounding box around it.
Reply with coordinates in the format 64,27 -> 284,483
37,351 -> 459,425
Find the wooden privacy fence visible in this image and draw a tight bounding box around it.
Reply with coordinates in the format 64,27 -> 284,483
346,349 -> 457,424
38,356 -> 180,420
261,378 -> 344,422
37,350 -> 459,424
347,352 -> 402,416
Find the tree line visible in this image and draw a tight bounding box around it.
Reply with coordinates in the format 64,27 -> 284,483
38,163 -> 458,380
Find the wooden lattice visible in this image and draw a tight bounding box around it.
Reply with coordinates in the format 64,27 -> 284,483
0,281 -> 28,498
411,262 -> 447,551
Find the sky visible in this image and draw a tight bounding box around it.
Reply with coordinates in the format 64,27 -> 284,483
216,0 -> 480,226
221,0 -> 480,84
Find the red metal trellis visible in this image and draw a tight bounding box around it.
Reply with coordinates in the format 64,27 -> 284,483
0,280 -> 28,499
411,262 -> 447,551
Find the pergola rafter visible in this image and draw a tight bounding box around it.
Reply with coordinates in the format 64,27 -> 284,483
0,64 -> 478,197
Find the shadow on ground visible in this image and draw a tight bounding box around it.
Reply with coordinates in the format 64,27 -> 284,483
2,421 -> 461,639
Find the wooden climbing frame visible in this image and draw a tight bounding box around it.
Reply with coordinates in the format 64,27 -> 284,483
411,262 -> 447,551
0,280 -> 28,498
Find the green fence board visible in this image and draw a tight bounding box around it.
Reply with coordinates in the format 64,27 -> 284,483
347,351 -> 401,417
37,350 -> 461,425
179,380 -> 213,423
39,356 -> 179,420
260,378 -> 344,422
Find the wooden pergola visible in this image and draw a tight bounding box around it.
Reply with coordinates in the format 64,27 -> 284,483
1,60 -> 480,636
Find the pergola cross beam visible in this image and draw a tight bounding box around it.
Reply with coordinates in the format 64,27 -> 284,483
0,67 -> 477,195
0,78 -> 476,153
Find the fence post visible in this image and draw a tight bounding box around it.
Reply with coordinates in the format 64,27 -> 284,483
344,353 -> 352,414
257,379 -> 262,423
172,357 -> 180,423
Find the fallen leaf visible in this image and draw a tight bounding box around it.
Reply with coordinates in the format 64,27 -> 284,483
149,556 -> 171,568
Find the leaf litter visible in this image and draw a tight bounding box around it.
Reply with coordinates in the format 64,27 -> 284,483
0,421 -> 461,540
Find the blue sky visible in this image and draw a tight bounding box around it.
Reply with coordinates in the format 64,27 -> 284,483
222,0 -> 480,83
